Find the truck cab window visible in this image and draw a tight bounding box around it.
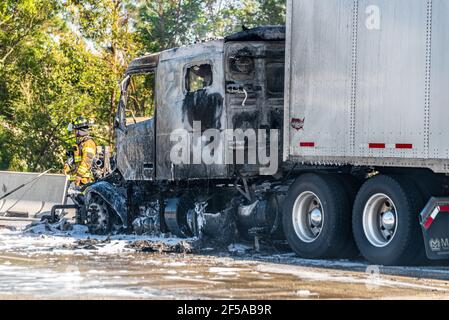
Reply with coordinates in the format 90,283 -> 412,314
230,48 -> 255,77
266,62 -> 285,96
185,64 -> 213,92
126,73 -> 155,125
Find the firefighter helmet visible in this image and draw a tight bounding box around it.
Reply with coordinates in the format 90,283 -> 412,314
73,116 -> 92,130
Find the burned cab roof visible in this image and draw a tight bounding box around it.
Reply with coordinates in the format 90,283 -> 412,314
124,26 -> 284,75
225,25 -> 285,42
126,53 -> 160,75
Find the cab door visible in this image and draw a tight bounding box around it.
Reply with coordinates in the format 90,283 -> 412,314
155,41 -> 228,180
116,72 -> 156,181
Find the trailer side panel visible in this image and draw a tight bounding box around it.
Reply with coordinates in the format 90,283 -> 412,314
430,0 -> 449,161
285,0 -> 449,173
355,0 -> 427,160
285,0 -> 354,160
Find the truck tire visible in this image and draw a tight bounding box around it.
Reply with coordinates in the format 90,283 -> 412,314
335,174 -> 362,258
352,175 -> 426,266
283,173 -> 353,259
336,175 -> 362,205
86,194 -> 122,235
408,172 -> 443,202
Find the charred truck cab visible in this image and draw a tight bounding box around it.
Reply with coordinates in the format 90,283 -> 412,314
83,26 -> 287,241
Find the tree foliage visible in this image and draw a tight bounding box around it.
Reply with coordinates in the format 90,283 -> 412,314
0,0 -> 286,172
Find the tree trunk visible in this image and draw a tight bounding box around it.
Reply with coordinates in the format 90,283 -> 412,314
109,89 -> 117,145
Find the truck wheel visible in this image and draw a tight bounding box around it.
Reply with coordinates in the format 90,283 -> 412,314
352,175 -> 425,266
335,174 -> 362,258
283,174 -> 353,259
87,194 -> 122,235
336,175 -> 362,205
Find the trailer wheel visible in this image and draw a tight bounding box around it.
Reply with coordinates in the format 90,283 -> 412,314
352,175 -> 425,266
283,174 -> 353,259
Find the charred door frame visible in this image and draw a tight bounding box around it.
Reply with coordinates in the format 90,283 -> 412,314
115,55 -> 159,181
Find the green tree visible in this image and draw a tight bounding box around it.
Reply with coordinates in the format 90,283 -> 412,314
0,0 -> 60,66
66,0 -> 140,143
0,1 -> 117,171
0,0 -> 61,170
1,31 -> 116,171
214,0 -> 286,36
0,0 -> 287,172
135,0 -> 217,53
135,0 -> 286,54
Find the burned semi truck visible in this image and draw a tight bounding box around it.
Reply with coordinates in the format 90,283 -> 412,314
83,26 -> 288,243
81,0 -> 449,266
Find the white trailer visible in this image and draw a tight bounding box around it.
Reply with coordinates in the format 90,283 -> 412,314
281,0 -> 449,265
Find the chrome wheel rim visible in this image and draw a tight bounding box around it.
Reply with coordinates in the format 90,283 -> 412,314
363,193 -> 398,248
292,191 -> 324,243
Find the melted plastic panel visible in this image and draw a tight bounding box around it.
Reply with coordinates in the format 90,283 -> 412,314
155,41 -> 227,181
182,90 -> 224,131
183,63 -> 223,130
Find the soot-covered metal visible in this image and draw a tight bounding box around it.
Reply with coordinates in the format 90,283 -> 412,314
182,89 -> 224,131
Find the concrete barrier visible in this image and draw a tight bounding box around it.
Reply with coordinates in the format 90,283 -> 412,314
0,171 -> 68,220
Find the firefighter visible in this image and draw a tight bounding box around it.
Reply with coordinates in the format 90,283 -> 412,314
64,117 -> 97,187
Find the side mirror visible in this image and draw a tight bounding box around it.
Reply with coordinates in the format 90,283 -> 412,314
114,117 -> 127,134
114,117 -> 121,129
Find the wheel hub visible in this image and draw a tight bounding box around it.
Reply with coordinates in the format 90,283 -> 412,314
381,211 -> 396,230
363,194 -> 398,248
292,192 -> 324,243
310,208 -> 323,227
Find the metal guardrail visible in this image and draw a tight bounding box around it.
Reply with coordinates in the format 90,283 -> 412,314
0,171 -> 69,220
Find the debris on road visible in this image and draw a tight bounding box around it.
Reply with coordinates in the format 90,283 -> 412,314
127,239 -> 197,254
25,219 -> 75,234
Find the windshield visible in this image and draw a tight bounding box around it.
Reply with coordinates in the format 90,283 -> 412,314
124,72 -> 156,125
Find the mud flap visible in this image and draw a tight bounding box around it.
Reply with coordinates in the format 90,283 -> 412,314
420,197 -> 449,260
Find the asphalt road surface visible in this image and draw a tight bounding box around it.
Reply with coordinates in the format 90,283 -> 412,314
1,221 -> 449,300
